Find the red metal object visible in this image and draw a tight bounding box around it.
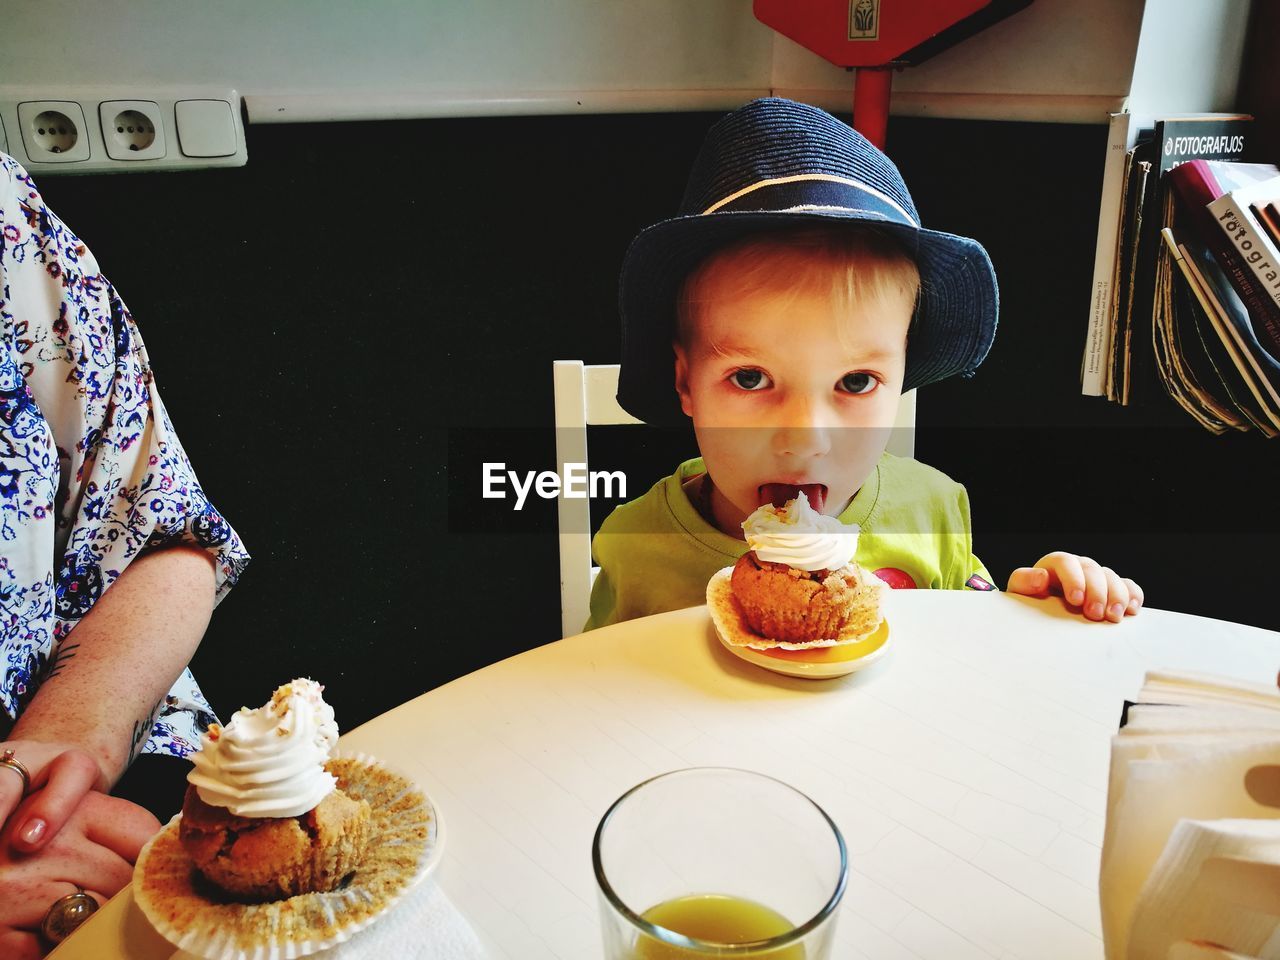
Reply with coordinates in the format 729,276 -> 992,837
852,65 -> 893,149
754,0 -> 1034,148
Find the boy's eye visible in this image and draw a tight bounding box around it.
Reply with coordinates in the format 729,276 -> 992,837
729,369 -> 770,391
838,372 -> 877,395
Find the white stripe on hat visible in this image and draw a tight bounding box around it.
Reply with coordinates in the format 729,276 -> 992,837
779,204 -> 891,219
701,174 -> 918,226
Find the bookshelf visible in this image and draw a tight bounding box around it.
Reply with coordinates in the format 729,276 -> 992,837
1078,2 -> 1280,442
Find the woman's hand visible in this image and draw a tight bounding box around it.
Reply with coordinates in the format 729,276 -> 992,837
1007,551 -> 1144,622
1,741 -> 110,855
0,789 -> 159,959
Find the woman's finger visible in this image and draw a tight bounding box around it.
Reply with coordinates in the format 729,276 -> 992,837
0,741 -> 98,839
79,793 -> 162,865
8,751 -> 101,853
0,772 -> 24,841
0,929 -> 43,960
59,840 -> 135,898
0,878 -> 85,931
0,878 -> 107,951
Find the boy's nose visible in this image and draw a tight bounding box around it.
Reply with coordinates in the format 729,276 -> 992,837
771,395 -> 836,458
773,426 -> 831,459
771,407 -> 834,459
773,424 -> 832,458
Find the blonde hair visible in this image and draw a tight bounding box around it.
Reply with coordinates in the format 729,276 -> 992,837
675,226 -> 920,349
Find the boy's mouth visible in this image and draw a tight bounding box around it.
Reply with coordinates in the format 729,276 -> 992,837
758,483 -> 827,513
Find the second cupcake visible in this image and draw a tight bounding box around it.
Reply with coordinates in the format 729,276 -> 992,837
179,678 -> 371,900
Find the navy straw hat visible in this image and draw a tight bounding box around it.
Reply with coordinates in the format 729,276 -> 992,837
616,97 -> 998,425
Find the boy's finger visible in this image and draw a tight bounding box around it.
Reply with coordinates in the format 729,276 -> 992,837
7,751 -> 99,853
1038,553 -> 1085,605
1006,567 -> 1051,596
1102,567 -> 1130,622
1079,559 -> 1109,620
1123,578 -> 1144,614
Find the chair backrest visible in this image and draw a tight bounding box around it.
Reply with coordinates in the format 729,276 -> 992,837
552,360 -> 916,638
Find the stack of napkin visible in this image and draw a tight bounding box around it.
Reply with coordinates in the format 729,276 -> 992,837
1102,670 -> 1280,960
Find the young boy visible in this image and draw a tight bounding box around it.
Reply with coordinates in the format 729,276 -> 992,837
585,98 -> 1141,631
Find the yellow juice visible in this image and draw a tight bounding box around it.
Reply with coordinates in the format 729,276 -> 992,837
634,894 -> 803,958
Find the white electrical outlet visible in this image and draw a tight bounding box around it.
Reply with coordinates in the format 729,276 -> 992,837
17,101 -> 90,163
0,88 -> 245,174
99,100 -> 166,161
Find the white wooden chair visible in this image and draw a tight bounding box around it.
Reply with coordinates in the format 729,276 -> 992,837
553,360 -> 916,638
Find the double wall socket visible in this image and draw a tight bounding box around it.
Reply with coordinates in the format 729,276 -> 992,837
0,88 -> 246,174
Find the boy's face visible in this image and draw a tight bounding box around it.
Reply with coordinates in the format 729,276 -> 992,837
673,263 -> 913,537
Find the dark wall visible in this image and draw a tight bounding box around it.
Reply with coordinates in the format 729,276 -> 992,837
30,112 -> 1277,732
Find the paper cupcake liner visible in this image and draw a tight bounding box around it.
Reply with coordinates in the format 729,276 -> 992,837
133,752 -> 442,960
707,565 -> 885,650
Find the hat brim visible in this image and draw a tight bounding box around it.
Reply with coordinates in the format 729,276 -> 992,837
616,210 -> 999,425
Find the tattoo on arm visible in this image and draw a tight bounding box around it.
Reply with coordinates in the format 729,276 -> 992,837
46,642 -> 80,680
128,697 -> 165,765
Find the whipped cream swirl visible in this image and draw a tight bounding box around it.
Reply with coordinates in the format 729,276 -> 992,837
741,492 -> 859,572
188,678 -> 339,818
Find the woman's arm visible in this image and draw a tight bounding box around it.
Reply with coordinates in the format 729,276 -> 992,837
1,543 -> 215,856
11,544 -> 216,784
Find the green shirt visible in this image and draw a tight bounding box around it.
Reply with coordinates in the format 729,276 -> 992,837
585,453 -> 993,631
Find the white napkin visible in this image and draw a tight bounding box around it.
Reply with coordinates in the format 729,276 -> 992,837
325,882 -> 491,959
1127,818 -> 1280,960
1101,738 -> 1280,958
170,882 -> 490,960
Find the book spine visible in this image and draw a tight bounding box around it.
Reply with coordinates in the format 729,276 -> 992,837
1254,202 -> 1280,249
1205,194 -> 1280,356
1082,113 -> 1134,397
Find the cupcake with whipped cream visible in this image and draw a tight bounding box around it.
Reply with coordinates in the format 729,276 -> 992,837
728,493 -> 881,644
178,678 -> 371,900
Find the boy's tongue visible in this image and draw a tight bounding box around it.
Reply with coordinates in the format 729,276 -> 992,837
759,483 -> 826,513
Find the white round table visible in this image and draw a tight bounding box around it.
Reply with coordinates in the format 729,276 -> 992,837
53,591 -> 1280,959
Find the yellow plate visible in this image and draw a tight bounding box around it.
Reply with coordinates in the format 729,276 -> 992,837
706,566 -> 893,679
715,617 -> 891,679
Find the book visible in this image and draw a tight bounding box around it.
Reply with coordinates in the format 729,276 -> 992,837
1101,670 -> 1280,960
1158,228 -> 1248,433
1255,200 -> 1280,249
1169,160 -> 1280,361
1179,238 -> 1280,430
1082,112 -> 1149,397
1109,141 -> 1155,403
1206,175 -> 1280,354
1172,262 -> 1275,436
1167,240 -> 1277,437
1133,116 -> 1251,408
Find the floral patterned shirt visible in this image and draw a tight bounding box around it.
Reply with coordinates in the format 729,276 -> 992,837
0,153 -> 249,758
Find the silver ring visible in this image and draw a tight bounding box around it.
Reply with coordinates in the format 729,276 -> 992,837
41,887 -> 99,944
0,748 -> 31,795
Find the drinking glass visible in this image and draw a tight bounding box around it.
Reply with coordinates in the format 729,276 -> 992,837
593,767 -> 847,958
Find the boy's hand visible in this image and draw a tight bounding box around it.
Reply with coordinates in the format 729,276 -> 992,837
1007,552 -> 1143,623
